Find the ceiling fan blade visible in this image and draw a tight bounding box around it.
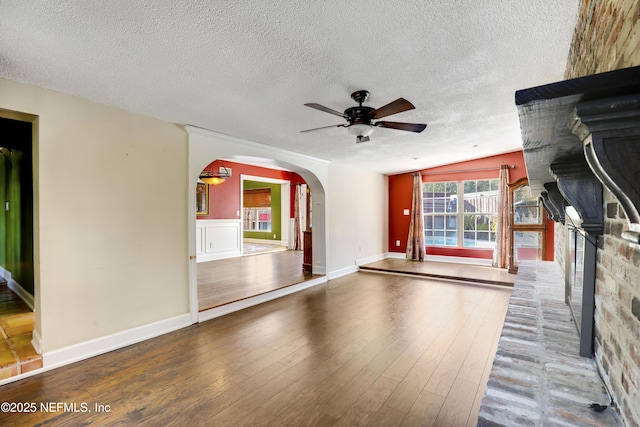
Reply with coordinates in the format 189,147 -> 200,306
370,98 -> 415,119
300,124 -> 346,133
374,121 -> 427,133
304,103 -> 345,118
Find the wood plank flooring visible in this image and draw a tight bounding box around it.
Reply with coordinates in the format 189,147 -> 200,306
198,250 -> 317,310
0,271 -> 512,426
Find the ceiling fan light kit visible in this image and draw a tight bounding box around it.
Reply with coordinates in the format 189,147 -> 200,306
347,123 -> 374,143
302,90 -> 427,143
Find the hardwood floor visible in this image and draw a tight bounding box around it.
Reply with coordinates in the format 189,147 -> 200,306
198,250 -> 318,311
0,271 -> 511,426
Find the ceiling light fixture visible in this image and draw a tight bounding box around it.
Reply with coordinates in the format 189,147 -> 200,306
347,124 -> 374,143
199,162 -> 231,185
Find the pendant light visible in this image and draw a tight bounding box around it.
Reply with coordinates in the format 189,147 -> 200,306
200,162 -> 231,185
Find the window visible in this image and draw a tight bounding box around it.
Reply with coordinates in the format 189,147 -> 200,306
243,208 -> 271,231
463,180 -> 499,248
243,187 -> 272,231
423,182 -> 458,246
423,179 -> 499,248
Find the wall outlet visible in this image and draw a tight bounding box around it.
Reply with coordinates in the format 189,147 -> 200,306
396,240 -> 401,246
273,234 -> 276,239
403,209 -> 410,215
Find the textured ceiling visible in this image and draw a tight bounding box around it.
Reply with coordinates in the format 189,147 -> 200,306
0,1 -> 579,174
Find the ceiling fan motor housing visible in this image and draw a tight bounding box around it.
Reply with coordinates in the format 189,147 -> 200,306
344,106 -> 375,125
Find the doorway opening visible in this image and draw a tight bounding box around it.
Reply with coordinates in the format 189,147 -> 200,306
240,174 -> 291,255
0,114 -> 42,378
195,161 -> 319,312
187,128 -> 329,323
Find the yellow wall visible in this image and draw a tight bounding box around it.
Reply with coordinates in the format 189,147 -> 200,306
328,163 -> 388,270
0,78 -> 389,359
0,78 -> 190,352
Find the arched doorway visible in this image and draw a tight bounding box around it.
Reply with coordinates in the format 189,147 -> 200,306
186,126 -> 329,322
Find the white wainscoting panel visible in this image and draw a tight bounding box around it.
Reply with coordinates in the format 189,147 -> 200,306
195,225 -> 204,255
196,219 -> 242,262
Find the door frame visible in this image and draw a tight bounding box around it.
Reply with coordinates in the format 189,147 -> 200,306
240,174 -> 290,250
507,177 -> 547,273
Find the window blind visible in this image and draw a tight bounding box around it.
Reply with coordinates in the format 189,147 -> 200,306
243,188 -> 271,208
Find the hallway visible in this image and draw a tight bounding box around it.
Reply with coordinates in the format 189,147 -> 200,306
0,281 -> 41,379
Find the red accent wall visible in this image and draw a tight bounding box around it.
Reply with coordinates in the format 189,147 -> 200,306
388,150 -> 554,261
198,160 -> 306,220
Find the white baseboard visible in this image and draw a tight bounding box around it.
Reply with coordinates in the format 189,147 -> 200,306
243,238 -> 287,247
385,252 -> 492,266
0,313 -> 193,387
197,249 -> 242,263
8,279 -> 35,311
312,264 -> 326,275
426,254 -> 493,266
328,264 -> 358,280
199,276 -> 327,322
43,314 -> 192,371
0,265 -> 10,282
31,328 -> 42,355
0,266 -> 35,310
386,252 -> 406,259
356,253 -> 387,266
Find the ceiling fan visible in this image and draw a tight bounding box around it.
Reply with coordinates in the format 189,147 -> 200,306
301,90 -> 427,143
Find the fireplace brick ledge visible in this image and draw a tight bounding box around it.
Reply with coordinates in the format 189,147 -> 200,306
477,260 -> 621,426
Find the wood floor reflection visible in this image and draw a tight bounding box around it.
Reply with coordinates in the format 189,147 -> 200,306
0,271 -> 512,426
197,250 -> 319,311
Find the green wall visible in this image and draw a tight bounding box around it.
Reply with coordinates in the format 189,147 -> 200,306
243,180 -> 281,241
0,118 -> 34,295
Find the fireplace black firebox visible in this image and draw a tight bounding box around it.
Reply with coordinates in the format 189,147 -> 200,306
564,207 -> 596,357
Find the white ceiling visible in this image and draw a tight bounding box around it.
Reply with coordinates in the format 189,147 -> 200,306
0,1 -> 579,175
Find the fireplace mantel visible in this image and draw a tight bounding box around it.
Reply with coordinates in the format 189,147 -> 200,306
516,66 -> 640,242
549,159 -> 603,235
540,182 -> 566,224
572,95 -> 640,243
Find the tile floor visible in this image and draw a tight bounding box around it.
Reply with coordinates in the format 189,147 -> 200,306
0,279 -> 41,380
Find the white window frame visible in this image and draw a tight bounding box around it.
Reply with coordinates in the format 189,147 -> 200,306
423,178 -> 499,248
